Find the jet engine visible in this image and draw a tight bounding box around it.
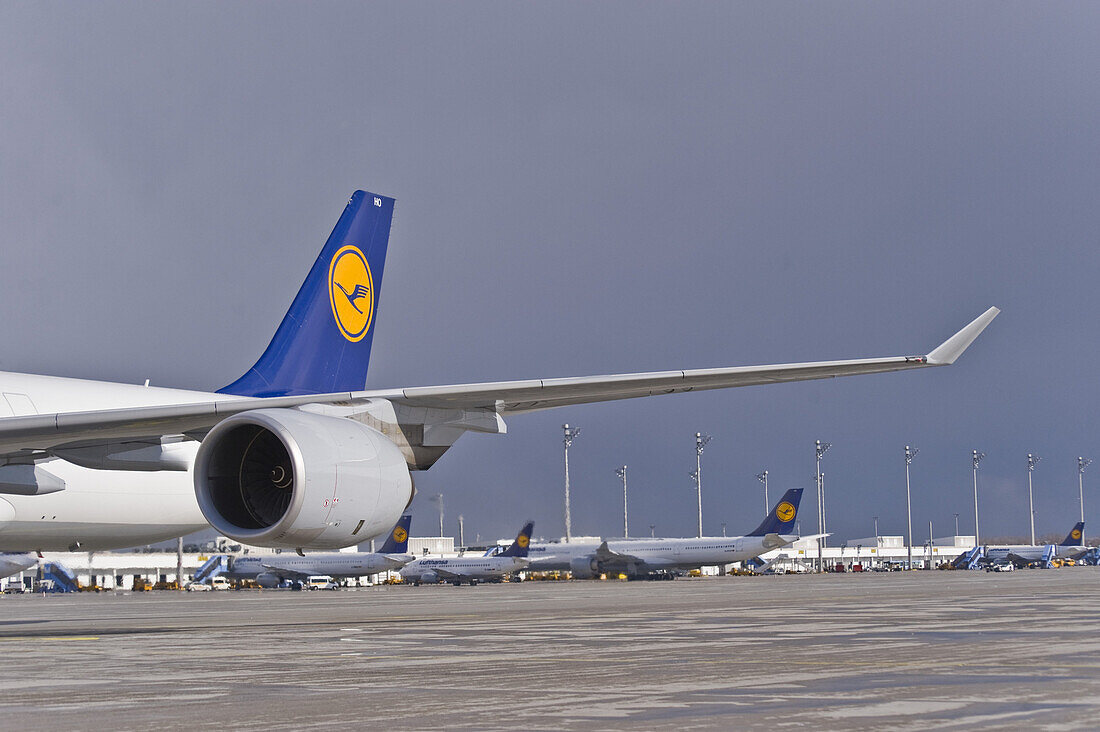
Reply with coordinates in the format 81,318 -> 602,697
194,408 -> 413,550
569,556 -> 600,579
255,572 -> 282,588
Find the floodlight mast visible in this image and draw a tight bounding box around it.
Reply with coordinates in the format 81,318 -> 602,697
430,493 -> 444,538
562,424 -> 581,542
905,445 -> 918,569
815,440 -> 831,571
1078,457 -> 1091,524
1027,453 -> 1040,545
615,466 -> 628,538
972,450 -> 985,546
693,432 -> 712,538
757,470 -> 769,517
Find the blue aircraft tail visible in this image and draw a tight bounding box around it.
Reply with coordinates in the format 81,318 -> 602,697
747,488 -> 804,537
378,514 -> 412,554
499,521 -> 535,558
1061,521 -> 1085,546
219,190 -> 395,397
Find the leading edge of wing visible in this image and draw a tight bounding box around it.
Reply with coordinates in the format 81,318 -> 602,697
0,307 -> 998,450
391,307 -> 1000,412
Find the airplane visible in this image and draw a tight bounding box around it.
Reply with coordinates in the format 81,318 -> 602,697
0,552 -> 37,581
526,488 -> 808,578
221,514 -> 414,588
0,190 -> 999,553
982,521 -> 1087,567
401,521 -> 533,586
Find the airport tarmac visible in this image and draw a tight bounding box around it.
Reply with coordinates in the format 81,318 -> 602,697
2,570 -> 1099,730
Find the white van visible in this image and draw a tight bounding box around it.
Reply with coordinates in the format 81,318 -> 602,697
306,576 -> 337,590
210,577 -> 232,590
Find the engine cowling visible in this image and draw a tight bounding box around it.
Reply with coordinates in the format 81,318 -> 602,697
255,572 -> 282,588
194,408 -> 413,550
570,556 -> 600,579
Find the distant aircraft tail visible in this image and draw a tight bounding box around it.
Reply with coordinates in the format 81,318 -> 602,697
747,488 -> 803,537
1061,521 -> 1085,546
219,190 -> 395,397
499,521 -> 535,558
378,514 -> 412,554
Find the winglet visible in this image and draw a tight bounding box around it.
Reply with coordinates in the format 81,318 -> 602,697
925,307 -> 1000,365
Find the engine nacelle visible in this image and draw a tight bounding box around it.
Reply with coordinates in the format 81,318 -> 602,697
255,572 -> 282,588
194,408 -> 413,550
570,556 -> 600,579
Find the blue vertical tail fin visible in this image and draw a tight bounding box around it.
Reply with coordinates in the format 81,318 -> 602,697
500,521 -> 535,558
747,488 -> 803,537
218,190 -> 395,397
1061,521 -> 1085,546
378,514 -> 412,554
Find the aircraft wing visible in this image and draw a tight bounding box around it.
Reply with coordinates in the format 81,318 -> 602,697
258,562 -> 311,580
0,308 -> 997,456
594,541 -> 645,565
388,307 -> 999,414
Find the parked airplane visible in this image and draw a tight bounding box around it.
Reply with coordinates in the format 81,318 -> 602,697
401,521 -> 533,585
222,515 -> 414,587
983,521 -> 1087,567
527,488 -> 807,578
0,190 -> 998,553
0,552 -> 37,580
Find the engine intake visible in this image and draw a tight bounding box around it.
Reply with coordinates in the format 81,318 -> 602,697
570,556 -> 600,579
194,408 -> 413,550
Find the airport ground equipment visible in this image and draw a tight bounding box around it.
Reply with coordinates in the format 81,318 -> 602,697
36,561 -> 79,592
193,555 -> 229,583
951,546 -> 986,570
1042,544 -> 1056,569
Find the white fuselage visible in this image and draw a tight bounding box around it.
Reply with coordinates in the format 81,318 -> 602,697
0,371 -> 228,551
225,552 -> 412,580
400,555 -> 528,583
985,544 -> 1082,564
527,535 -> 792,575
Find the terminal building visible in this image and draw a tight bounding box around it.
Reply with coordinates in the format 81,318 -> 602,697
759,535 -> 977,572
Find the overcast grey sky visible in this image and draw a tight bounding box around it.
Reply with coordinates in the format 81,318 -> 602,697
2,3 -> 1099,544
